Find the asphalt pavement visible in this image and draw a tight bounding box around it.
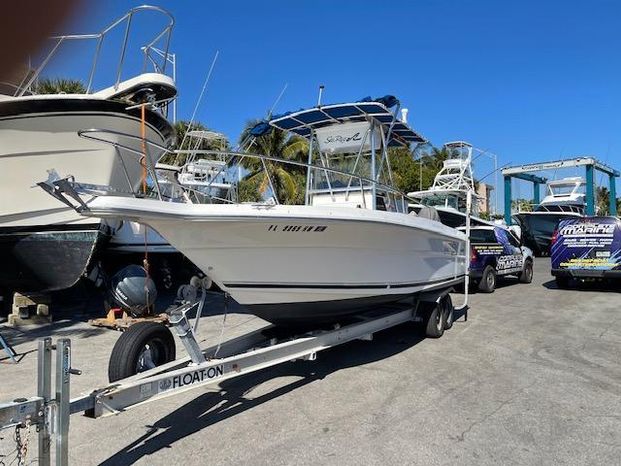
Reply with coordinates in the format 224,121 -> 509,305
0,258 -> 619,465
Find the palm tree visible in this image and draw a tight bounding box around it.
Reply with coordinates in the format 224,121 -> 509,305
34,77 -> 86,94
596,186 -> 610,215
388,146 -> 421,193
237,120 -> 308,204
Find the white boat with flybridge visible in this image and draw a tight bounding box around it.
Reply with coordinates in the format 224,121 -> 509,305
408,141 -> 497,229
0,5 -> 176,295
41,95 -> 469,326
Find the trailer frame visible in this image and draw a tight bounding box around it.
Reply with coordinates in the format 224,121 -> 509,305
0,284 -> 467,465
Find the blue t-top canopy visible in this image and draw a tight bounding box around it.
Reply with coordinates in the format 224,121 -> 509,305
268,100 -> 426,147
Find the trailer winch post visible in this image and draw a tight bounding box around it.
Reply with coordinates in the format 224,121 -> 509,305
55,339 -> 71,466
37,338 -> 52,466
168,305 -> 207,365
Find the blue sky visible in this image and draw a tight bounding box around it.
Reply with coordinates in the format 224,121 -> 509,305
55,0 -> 620,200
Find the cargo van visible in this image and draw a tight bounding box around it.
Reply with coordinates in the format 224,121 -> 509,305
551,216 -> 621,287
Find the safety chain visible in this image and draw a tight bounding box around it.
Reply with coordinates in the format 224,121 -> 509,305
14,420 -> 31,466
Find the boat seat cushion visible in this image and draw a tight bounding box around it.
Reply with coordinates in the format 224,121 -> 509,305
415,205 -> 441,222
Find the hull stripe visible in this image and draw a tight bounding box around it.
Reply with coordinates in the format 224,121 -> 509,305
224,275 -> 465,290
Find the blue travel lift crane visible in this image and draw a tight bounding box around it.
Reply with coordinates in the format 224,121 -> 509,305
501,157 -> 620,224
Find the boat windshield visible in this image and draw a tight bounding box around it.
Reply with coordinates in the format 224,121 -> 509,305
549,184 -> 582,196
534,204 -> 584,214
420,193 -> 461,211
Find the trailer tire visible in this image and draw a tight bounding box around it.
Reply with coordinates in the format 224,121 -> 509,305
443,295 -> 454,330
424,301 -> 445,338
519,260 -> 533,283
108,322 -> 176,382
478,266 -> 496,293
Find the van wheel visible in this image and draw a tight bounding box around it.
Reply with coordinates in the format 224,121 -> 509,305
424,301 -> 445,338
555,276 -> 570,289
478,266 -> 496,293
108,322 -> 176,382
519,260 -> 533,283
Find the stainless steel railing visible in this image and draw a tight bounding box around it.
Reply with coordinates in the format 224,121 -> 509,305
76,128 -> 414,213
16,5 -> 174,96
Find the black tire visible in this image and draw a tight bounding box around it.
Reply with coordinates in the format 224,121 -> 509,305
519,260 -> 534,283
478,266 -> 497,293
555,276 -> 570,289
424,301 -> 445,338
443,295 -> 454,330
108,322 -> 176,382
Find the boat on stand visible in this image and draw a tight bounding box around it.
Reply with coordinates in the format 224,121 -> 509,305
43,96 -> 468,326
0,6 -> 176,298
513,177 -> 586,255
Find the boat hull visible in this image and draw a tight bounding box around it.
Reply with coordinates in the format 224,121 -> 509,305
0,97 -> 172,228
84,199 -> 468,325
514,212 -> 583,255
0,96 -> 173,292
0,223 -> 106,293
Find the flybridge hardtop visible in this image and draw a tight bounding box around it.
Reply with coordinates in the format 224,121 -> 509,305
264,96 -> 426,146
537,177 -> 586,210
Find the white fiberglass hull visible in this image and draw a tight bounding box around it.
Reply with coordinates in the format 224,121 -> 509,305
0,96 -> 173,228
0,95 -> 173,292
108,221 -> 176,254
84,197 -> 467,324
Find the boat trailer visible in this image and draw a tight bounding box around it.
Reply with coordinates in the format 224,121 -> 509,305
0,283 -> 467,465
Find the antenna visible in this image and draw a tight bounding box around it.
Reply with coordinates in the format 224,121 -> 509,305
317,84 -> 325,106
268,83 -> 288,119
177,50 -> 220,153
401,108 -> 409,123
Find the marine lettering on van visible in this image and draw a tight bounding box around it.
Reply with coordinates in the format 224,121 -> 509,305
497,254 -> 523,272
559,223 -> 615,236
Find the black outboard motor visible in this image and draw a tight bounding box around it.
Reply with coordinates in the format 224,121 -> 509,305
110,265 -> 157,316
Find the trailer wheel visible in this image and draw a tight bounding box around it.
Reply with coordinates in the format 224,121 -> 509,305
519,260 -> 533,283
424,301 -> 445,338
442,295 -> 454,330
478,266 -> 496,293
108,322 -> 176,382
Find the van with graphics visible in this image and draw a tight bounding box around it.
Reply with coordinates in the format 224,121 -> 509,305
458,225 -> 534,292
551,216 -> 621,287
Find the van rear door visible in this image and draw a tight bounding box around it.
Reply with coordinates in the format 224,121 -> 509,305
551,216 -> 621,278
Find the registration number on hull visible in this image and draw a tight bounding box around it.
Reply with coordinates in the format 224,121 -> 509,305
267,225 -> 327,232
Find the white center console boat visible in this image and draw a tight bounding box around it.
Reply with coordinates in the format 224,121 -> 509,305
42,96 -> 468,326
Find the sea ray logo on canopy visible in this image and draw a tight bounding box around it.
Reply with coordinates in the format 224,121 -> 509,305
315,121 -> 380,154
324,132 -> 362,144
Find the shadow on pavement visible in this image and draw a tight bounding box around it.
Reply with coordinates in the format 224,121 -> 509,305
99,320 -> 438,465
542,278 -> 621,292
